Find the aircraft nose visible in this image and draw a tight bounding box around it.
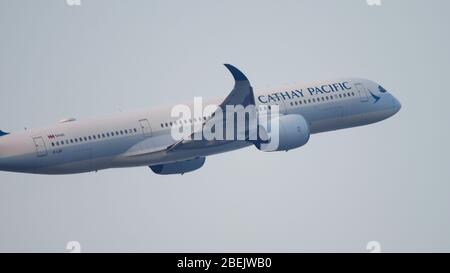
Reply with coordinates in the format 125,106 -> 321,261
392,95 -> 402,114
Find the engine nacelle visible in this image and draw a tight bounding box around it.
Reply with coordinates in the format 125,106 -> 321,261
149,157 -> 206,175
255,114 -> 310,152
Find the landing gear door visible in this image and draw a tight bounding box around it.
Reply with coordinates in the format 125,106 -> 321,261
355,83 -> 369,102
33,137 -> 48,157
139,119 -> 152,137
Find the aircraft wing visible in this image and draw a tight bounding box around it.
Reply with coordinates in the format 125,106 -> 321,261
166,64 -> 256,152
124,64 -> 256,158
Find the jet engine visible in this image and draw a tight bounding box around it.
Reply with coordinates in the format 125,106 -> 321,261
255,114 -> 310,152
149,157 -> 206,175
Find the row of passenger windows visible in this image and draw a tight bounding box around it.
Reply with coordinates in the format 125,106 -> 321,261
160,115 -> 212,128
159,91 -> 356,129
258,105 -> 273,111
289,92 -> 356,107
51,128 -> 138,147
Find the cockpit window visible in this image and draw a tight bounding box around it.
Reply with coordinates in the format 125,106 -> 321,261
379,85 -> 387,93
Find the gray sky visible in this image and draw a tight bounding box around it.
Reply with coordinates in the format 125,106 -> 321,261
1,0 -> 449,252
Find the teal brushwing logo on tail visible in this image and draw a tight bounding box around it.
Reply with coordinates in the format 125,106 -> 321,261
0,130 -> 9,137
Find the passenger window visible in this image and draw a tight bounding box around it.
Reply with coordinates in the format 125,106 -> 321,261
51,143 -> 55,147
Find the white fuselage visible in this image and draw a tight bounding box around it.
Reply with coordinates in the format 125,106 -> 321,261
0,78 -> 401,175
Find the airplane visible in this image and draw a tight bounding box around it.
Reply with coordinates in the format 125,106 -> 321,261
0,64 -> 401,175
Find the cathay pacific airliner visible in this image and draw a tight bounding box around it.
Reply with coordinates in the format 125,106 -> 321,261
0,64 -> 401,175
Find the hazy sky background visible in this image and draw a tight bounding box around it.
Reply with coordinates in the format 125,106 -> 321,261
1,0 -> 449,252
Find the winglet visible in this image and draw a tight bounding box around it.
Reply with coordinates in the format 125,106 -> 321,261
166,64 -> 255,153
224,64 -> 248,82
0,130 -> 9,137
